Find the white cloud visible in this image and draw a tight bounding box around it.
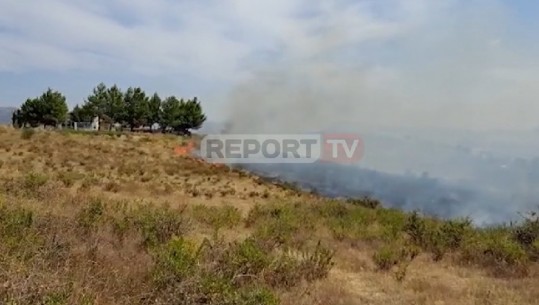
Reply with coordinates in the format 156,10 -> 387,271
0,0 -> 253,79
0,0 -> 417,79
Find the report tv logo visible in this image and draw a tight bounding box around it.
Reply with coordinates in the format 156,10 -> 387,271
200,134 -> 363,164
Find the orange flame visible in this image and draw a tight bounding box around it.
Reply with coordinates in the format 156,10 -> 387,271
174,141 -> 195,157
173,140 -> 227,169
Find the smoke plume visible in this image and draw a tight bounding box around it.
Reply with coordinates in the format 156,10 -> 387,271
221,0 -> 539,224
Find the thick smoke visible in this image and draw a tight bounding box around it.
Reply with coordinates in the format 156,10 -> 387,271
241,163 -> 517,225
221,1 -> 539,224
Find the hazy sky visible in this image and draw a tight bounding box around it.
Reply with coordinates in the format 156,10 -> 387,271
1,0 -> 539,129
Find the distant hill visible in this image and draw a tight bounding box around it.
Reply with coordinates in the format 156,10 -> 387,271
0,107 -> 15,124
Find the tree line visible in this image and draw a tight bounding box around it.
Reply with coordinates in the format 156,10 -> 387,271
12,83 -> 206,135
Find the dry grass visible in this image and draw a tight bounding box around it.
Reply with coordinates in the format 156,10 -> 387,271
0,126 -> 537,305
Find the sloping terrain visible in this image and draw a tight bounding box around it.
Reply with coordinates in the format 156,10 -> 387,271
0,126 -> 537,305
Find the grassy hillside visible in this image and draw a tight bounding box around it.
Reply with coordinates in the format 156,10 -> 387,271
0,126 -> 537,305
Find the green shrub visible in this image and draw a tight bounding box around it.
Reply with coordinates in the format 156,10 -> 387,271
238,287 -> 279,305
373,245 -> 402,271
322,204 -> 372,241
76,198 -> 104,234
56,171 -> 84,187
319,200 -> 389,241
153,237 -> 199,286
415,218 -> 474,261
133,204 -> 190,247
440,218 -> 472,249
404,212 -> 428,246
192,205 -> 242,231
41,289 -> 71,305
346,196 -> 381,209
195,275 -> 239,304
0,205 -> 41,260
244,204 -> 265,228
485,237 -> 528,267
22,172 -> 49,192
315,200 -> 350,219
375,208 -> 408,241
105,202 -> 191,247
460,230 -> 529,277
403,212 -> 460,260
373,243 -> 418,271
80,176 -> 99,189
512,212 -> 539,251
105,201 -> 130,241
249,241 -> 334,289
532,239 -> 539,261
251,207 -> 308,249
298,241 -> 335,281
247,203 -> 316,250
264,254 -> 303,289
0,205 -> 34,238
151,235 -> 311,305
427,229 -> 447,261
219,238 -> 271,280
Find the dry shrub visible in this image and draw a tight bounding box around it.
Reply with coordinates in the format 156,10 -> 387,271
103,181 -> 121,193
20,128 -> 35,140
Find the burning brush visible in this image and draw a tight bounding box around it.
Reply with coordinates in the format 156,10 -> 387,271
173,139 -> 227,170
